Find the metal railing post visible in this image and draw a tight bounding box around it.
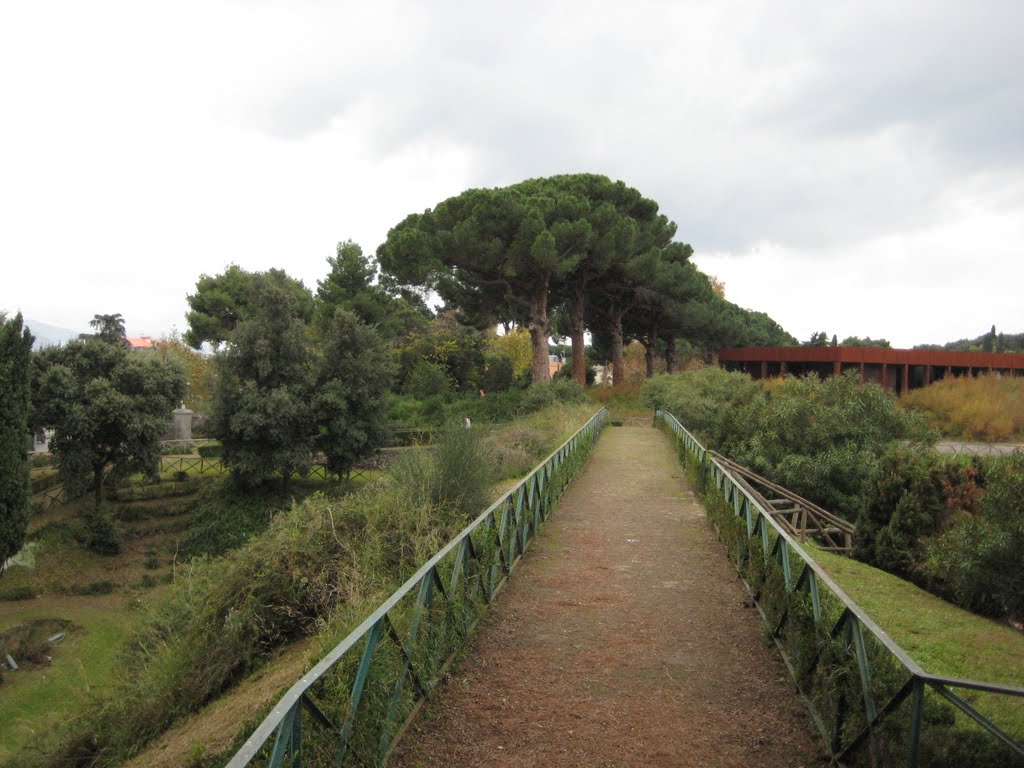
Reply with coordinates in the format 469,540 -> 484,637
907,676 -> 924,768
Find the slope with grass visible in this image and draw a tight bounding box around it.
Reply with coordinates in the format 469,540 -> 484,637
4,400 -> 597,768
0,465 -> 370,764
0,598 -> 138,763
812,547 -> 1024,737
902,375 -> 1024,442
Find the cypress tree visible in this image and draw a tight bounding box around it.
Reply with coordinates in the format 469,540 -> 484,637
0,313 -> 34,569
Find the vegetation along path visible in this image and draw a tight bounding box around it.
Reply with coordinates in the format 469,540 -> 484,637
391,425 -> 826,768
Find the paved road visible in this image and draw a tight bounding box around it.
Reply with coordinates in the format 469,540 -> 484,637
390,426 -> 826,768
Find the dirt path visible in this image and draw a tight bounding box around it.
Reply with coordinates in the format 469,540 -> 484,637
390,426 -> 826,768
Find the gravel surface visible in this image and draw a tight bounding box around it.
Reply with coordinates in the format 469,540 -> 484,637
390,426 -> 828,768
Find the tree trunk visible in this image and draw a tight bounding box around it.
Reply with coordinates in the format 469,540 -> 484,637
665,336 -> 678,374
93,465 -> 104,505
642,320 -> 659,378
610,307 -> 625,387
570,285 -> 587,386
529,280 -> 551,384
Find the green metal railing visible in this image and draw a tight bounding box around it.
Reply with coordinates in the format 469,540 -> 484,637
227,408 -> 609,768
157,457 -> 372,482
656,409 -> 1024,768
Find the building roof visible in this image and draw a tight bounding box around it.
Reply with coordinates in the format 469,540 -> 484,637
126,336 -> 155,350
718,346 -> 1024,370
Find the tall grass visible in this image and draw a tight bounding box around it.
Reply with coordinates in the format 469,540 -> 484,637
19,406 -> 595,768
588,382 -> 648,415
902,375 -> 1024,441
22,427 -> 498,768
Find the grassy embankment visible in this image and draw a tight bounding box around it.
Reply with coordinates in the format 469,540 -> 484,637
1,400 -> 597,767
902,375 -> 1024,442
1,464 -> 372,763
811,547 -> 1024,740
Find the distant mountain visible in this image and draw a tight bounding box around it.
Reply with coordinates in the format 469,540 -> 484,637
21,317 -> 84,348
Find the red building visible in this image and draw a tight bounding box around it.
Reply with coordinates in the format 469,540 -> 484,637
717,347 -> 1024,394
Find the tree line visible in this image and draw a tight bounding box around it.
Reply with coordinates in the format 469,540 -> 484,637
377,173 -> 794,384
1,173 -> 797,566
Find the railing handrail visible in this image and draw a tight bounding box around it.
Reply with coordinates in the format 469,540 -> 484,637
655,409 -> 925,673
227,407 -> 609,767
655,408 -> 1024,764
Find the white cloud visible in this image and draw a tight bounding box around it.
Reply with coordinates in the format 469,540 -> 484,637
1,0 -> 1022,345
696,184 -> 1024,348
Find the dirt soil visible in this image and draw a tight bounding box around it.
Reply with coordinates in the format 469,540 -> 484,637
390,426 -> 828,768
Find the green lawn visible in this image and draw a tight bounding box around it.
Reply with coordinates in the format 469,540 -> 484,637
811,548 -> 1024,739
0,597 -> 141,762
812,549 -> 1024,687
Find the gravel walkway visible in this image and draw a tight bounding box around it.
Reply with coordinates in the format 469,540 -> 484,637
390,426 -> 827,768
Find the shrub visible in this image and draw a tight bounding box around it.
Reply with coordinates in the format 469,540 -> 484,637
160,442 -> 196,456
0,584 -> 36,601
856,449 -> 982,578
519,379 -> 589,411
403,360 -> 454,399
389,423 -> 496,521
196,444 -> 222,459
481,354 -> 516,392
178,482 -> 287,559
107,478 -> 202,501
729,373 -> 936,522
29,453 -> 56,468
78,509 -> 121,556
69,580 -> 117,596
924,453 -> 1024,619
641,368 -> 763,447
554,359 -> 596,385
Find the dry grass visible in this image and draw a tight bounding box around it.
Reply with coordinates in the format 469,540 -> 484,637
902,375 -> 1024,441
588,383 -> 647,416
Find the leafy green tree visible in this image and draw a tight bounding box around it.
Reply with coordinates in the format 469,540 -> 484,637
624,245 -> 709,376
804,331 -> 829,347
209,280 -> 315,490
313,309 -> 393,477
393,311 -> 486,395
983,324 -> 996,352
840,336 -> 891,348
0,313 -> 33,569
547,175 -> 649,385
184,265 -> 314,349
915,328 -> 1024,353
586,205 -> 683,384
85,313 -> 128,346
379,181 -> 587,383
32,339 -> 186,503
146,333 -> 217,414
486,328 -> 532,382
316,240 -> 430,340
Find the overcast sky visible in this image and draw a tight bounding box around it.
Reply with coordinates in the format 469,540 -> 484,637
2,1 -> 1022,348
